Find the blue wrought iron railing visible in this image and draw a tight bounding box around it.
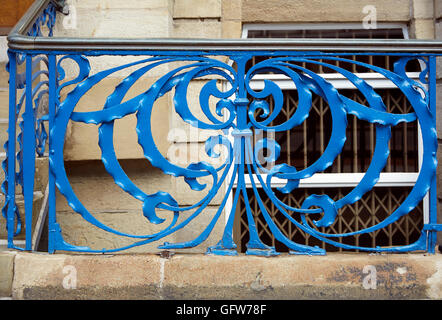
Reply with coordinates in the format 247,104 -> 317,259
3,0 -> 442,255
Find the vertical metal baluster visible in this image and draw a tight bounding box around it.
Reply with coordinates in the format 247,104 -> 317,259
48,54 -> 57,253
371,190 -> 376,248
355,201 -> 359,250
352,33 -> 357,73
370,121 -> 374,168
339,190 -> 344,252
368,31 -> 373,69
320,97 -> 324,155
23,54 -> 36,251
303,121 -> 307,168
388,187 -> 393,246
403,96 -> 408,172
7,51 -> 17,248
387,93 -> 392,172
286,95 -> 290,166
428,55 -> 438,253
353,116 -> 357,172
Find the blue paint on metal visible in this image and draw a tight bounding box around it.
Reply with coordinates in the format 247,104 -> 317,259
5,51 -> 21,250
1,2 -> 56,249
27,2 -> 57,37
2,1 -> 441,254
428,55 -> 439,254
23,56 -> 36,250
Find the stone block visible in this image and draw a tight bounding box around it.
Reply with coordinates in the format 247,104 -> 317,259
173,20 -> 221,38
410,19 -> 435,39
412,0 -> 434,19
0,89 -> 9,118
0,118 -> 7,149
162,253 -> 436,300
222,20 -> 242,38
0,62 -> 8,89
0,37 -> 7,64
436,22 -> 442,79
173,0 -> 221,19
222,0 -> 241,21
436,0 -> 442,19
12,252 -> 163,299
436,20 -> 442,40
0,251 -> 15,297
67,0 -> 170,9
55,4 -> 172,38
436,82 -> 442,138
241,0 -> 411,23
9,252 -> 442,300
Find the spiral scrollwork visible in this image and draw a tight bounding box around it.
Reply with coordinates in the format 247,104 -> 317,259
48,53 -> 436,255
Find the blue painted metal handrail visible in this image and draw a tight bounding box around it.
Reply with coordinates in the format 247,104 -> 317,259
2,0 -> 442,255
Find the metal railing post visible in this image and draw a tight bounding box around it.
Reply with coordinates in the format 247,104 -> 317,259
6,51 -> 17,249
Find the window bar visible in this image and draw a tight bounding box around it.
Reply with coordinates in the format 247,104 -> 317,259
318,31 -> 324,74
386,93 -> 392,172
320,97 -> 324,154
303,120 -> 307,169
371,188 -> 376,248
7,51 -> 18,249
370,121 -> 374,171
352,32 -> 357,73
22,54 -> 36,251
286,95 -> 291,166
385,33 -> 390,70
288,188 -> 292,246
355,201 -> 360,250
47,54 -> 57,253
368,31 -> 374,68
403,96 -> 408,172
335,30 -> 340,69
353,116 -> 358,172
301,29 -> 306,70
388,188 -> 393,246
428,55 -> 438,253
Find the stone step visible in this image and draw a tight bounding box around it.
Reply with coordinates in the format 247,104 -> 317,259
0,60 -> 8,89
0,156 -> 48,195
3,251 -> 442,300
0,191 -> 45,242
0,240 -> 25,251
0,88 -> 8,119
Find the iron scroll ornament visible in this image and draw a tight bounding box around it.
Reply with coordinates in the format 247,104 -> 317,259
1,1 -> 57,246
49,53 -> 436,255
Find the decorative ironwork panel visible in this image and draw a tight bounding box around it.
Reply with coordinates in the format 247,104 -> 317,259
2,0 -> 442,255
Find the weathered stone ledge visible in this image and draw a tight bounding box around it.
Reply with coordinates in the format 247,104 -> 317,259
1,250 -> 442,300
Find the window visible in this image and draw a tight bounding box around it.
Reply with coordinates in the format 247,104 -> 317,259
228,24 -> 426,252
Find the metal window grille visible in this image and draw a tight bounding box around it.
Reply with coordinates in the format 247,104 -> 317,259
234,26 -> 424,253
